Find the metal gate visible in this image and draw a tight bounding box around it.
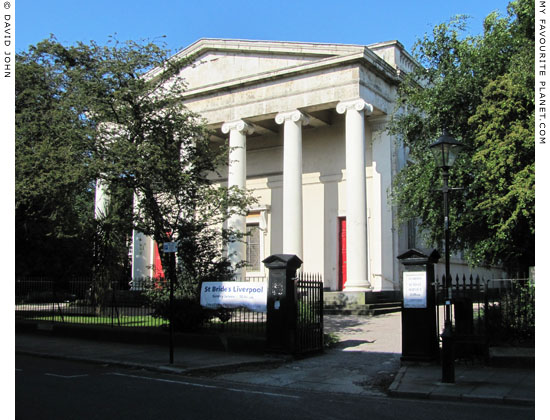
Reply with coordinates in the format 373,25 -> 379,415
295,273 -> 324,354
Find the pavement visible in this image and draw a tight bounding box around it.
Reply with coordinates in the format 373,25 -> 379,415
15,312 -> 535,406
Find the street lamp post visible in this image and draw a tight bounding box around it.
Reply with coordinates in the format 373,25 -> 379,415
429,129 -> 466,384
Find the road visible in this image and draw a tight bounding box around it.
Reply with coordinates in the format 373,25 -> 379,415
16,355 -> 534,420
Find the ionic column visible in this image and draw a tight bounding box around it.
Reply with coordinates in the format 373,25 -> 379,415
275,110 -> 309,259
96,178 -> 151,288
336,99 -> 373,291
131,230 -> 152,289
131,192 -> 153,290
94,178 -> 109,219
222,120 -> 254,280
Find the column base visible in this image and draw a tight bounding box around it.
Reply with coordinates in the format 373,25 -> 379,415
336,291 -> 372,305
343,284 -> 373,292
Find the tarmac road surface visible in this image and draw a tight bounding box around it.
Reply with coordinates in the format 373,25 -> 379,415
16,355 -> 534,420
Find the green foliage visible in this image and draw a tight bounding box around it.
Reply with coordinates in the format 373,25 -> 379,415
91,187 -> 134,314
323,332 -> 339,348
17,36 -> 257,327
389,0 -> 534,272
16,36 -> 255,296
485,282 -> 535,344
146,287 -> 210,331
93,182 -> 134,284
145,245 -> 237,330
15,40 -> 99,277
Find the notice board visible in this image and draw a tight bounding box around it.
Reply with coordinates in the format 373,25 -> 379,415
403,271 -> 427,308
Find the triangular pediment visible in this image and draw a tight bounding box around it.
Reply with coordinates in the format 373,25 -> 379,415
168,39 -> 367,91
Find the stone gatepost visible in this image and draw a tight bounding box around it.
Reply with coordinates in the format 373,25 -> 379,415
263,254 -> 302,353
397,248 -> 440,362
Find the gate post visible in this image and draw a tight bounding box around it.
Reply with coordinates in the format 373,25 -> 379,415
263,254 -> 302,353
397,249 -> 440,362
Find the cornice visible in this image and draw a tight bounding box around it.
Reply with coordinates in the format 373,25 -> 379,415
173,50 -> 399,103
173,38 -> 366,61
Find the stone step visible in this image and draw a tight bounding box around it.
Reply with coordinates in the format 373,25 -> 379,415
324,302 -> 402,316
324,290 -> 402,306
325,301 -> 400,309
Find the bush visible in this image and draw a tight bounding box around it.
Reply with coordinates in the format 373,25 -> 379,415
21,291 -> 77,304
485,282 -> 535,344
147,293 -> 208,331
144,234 -> 242,330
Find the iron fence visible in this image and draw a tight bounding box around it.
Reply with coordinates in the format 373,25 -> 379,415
16,276 -> 269,335
15,277 -> 164,327
200,276 -> 267,337
201,307 -> 267,336
295,272 -> 324,354
483,278 -> 534,343
434,274 -> 535,357
15,273 -> 325,351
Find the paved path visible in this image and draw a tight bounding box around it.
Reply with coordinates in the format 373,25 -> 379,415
213,313 -> 403,395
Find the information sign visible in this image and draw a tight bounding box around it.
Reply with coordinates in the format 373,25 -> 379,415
403,271 -> 427,308
163,242 -> 178,253
200,281 -> 267,312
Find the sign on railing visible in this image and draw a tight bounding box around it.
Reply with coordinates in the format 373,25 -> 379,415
200,282 -> 267,312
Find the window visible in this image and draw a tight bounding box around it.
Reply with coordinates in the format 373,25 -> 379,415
244,207 -> 268,276
246,223 -> 261,272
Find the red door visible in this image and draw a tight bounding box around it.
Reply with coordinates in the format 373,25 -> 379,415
153,242 -> 165,287
339,217 -> 347,290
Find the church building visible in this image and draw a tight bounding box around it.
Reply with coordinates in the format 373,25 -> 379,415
103,38 -> 503,293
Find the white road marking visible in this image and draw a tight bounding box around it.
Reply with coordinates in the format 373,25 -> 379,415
45,373 -> 89,379
107,372 -> 300,399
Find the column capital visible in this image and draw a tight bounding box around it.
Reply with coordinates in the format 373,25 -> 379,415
275,110 -> 310,126
336,99 -> 374,115
221,119 -> 254,135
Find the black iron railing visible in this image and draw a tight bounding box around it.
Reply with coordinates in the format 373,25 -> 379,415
295,272 -> 324,354
16,276 -> 270,336
15,277 -> 163,327
434,275 -> 534,355
16,273 -> 326,351
200,276 -> 267,337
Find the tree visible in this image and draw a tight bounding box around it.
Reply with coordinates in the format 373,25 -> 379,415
389,0 -> 534,273
18,37 -> 255,325
91,181 -> 134,314
15,43 -> 98,277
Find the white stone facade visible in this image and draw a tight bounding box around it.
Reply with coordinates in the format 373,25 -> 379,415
120,38 -> 505,291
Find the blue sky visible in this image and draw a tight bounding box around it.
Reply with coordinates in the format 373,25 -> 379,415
17,0 -> 513,55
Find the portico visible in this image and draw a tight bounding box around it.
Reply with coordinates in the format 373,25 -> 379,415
124,38 -> 421,292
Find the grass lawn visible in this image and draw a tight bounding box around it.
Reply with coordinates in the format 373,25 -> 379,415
29,315 -> 165,327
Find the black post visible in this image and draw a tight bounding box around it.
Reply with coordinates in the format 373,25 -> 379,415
169,251 -> 175,364
441,168 -> 455,383
429,129 -> 465,382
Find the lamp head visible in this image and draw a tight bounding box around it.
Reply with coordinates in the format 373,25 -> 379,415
429,129 -> 465,169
